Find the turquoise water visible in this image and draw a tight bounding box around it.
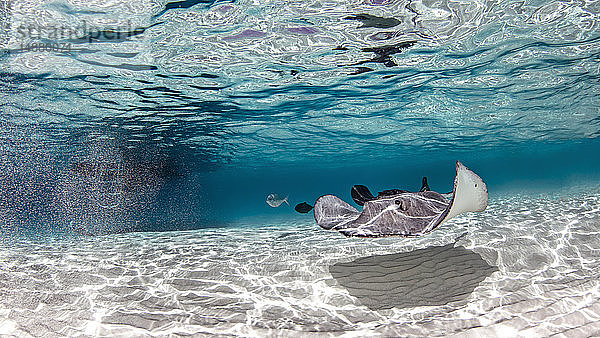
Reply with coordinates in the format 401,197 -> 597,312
1,0 -> 600,336
0,0 -> 599,233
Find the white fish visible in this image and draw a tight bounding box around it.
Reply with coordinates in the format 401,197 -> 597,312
266,193 -> 289,207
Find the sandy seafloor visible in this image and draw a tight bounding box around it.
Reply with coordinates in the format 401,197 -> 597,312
1,192 -> 600,337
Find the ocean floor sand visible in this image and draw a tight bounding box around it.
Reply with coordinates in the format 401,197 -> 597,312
1,192 -> 600,336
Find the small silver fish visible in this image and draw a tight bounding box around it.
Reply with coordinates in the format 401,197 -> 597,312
266,193 -> 289,207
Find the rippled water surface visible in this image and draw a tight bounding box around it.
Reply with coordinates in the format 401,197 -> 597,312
1,0 -> 600,336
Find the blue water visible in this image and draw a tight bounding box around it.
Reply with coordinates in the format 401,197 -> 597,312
1,0 -> 600,234
2,1 -> 600,336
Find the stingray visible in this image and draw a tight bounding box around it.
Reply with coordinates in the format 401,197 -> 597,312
313,161 -> 488,237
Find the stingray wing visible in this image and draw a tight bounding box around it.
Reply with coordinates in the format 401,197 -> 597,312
419,161 -> 488,234
314,195 -> 361,230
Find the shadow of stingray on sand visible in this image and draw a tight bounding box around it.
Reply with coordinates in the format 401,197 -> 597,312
329,243 -> 498,310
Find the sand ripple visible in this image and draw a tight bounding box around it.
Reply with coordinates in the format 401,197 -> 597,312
1,193 -> 600,336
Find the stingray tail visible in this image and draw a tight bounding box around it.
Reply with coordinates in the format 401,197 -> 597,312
284,196 -> 290,206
